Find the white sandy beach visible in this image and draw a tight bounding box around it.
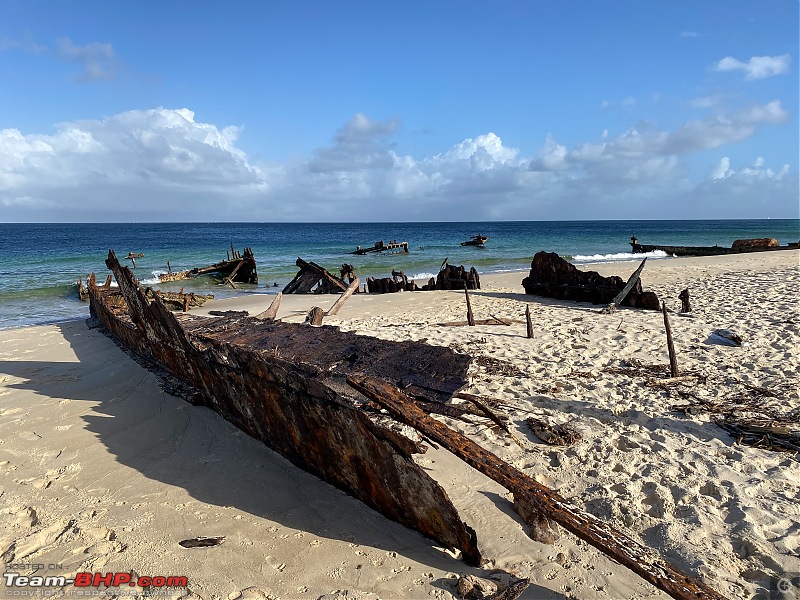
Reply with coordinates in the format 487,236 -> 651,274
1,251 -> 798,600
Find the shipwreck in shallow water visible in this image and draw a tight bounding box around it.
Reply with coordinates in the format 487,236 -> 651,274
159,244 -> 258,287
86,250 -> 724,600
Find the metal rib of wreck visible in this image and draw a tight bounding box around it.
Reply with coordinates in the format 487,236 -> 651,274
89,250 -> 723,600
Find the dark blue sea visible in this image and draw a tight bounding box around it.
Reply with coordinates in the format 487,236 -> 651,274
0,220 -> 797,329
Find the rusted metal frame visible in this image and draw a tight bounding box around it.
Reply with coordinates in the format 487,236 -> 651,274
89,251 -> 480,564
346,374 -> 725,600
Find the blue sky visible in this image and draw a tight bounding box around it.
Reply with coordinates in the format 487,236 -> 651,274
1,1 -> 797,222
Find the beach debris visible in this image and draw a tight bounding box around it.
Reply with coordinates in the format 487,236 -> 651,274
630,235 -> 793,257
600,258 -> 648,314
124,252 -> 145,268
456,392 -> 526,448
255,292 -> 282,321
283,258 -> 349,294
144,288 -> 213,312
304,306 -> 325,326
88,251 -> 481,566
661,302 -> 679,377
525,417 -> 580,446
366,271 -> 416,293
350,240 -> 409,255
673,383 -> 799,453
522,252 -> 660,310
339,263 -> 356,282
679,288 -> 692,313
159,244 -> 258,286
178,536 -> 225,548
707,329 -> 743,347
525,305 -> 533,339
348,374 -> 726,600
457,574 -> 497,598
78,274 -> 112,301
464,282 -> 475,326
325,277 -> 361,316
363,264 -> 481,294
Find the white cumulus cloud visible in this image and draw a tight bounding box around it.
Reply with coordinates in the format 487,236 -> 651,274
714,54 -> 791,80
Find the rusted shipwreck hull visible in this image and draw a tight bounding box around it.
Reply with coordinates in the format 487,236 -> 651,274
522,251 -> 660,310
630,236 -> 799,257
89,250 -> 723,600
90,250 -> 480,564
159,245 -> 258,285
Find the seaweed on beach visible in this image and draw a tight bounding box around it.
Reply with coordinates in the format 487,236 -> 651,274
672,382 -> 800,453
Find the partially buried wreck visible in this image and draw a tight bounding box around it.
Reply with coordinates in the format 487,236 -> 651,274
86,250 -> 723,600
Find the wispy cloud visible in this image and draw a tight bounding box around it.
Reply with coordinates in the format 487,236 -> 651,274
680,31 -> 699,38
0,34 -> 46,54
714,54 -> 791,80
57,37 -> 121,82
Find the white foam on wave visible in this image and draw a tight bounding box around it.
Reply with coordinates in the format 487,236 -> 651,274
139,270 -> 166,285
409,272 -> 437,281
572,250 -> 669,263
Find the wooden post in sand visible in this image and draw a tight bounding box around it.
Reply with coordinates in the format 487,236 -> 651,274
678,289 -> 691,313
662,302 -> 679,377
464,282 -> 475,326
525,305 -> 533,339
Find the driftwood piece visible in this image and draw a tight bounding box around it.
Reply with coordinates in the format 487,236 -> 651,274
305,306 -> 325,325
347,374 -> 725,600
601,258 -> 647,313
525,305 -> 533,339
88,251 -> 480,565
523,252 -> 659,310
255,292 -> 282,321
662,302 -> 679,377
326,277 -> 360,316
464,282 -> 475,326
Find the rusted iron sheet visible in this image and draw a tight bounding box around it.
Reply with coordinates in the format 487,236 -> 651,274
347,374 -> 726,600
88,250 -> 480,564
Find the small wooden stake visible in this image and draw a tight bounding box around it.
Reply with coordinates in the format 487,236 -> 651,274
662,301 -> 679,377
525,304 -> 533,339
464,282 -> 475,326
678,288 -> 691,313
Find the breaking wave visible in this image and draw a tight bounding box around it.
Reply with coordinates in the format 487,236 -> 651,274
572,250 -> 669,263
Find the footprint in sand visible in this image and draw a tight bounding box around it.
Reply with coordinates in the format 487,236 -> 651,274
265,555 -> 286,572
2,519 -> 75,563
14,507 -> 39,528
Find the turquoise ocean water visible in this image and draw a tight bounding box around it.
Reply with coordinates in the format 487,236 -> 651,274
0,220 -> 797,329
